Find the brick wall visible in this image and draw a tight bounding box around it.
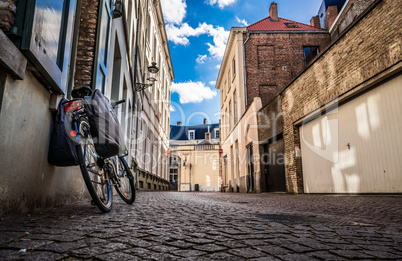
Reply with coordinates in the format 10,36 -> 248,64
0,0 -> 17,32
282,0 -> 401,193
244,32 -> 330,108
74,0 -> 99,88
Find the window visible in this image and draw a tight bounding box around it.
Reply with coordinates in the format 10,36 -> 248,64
232,57 -> 236,78
229,100 -> 233,131
233,90 -> 238,124
304,46 -> 319,65
188,130 -> 195,140
214,129 -> 220,139
93,0 -> 114,92
227,69 -> 231,90
17,0 -> 79,93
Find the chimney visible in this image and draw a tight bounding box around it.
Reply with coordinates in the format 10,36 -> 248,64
326,5 -> 338,30
269,2 -> 278,21
310,15 -> 320,28
203,118 -> 207,125
177,121 -> 182,126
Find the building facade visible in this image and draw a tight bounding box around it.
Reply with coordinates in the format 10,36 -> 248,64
0,0 -> 173,215
169,120 -> 221,192
217,2 -> 331,193
259,0 -> 401,194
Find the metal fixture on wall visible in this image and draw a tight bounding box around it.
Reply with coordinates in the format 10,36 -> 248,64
113,0 -> 123,18
135,62 -> 159,92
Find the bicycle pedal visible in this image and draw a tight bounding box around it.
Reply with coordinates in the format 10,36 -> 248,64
91,200 -> 95,206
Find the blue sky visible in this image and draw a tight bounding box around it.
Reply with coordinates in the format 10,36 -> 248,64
161,0 -> 323,126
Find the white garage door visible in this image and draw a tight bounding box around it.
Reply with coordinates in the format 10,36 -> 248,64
300,74 -> 402,193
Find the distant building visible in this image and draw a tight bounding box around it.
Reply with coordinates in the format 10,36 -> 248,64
317,0 -> 347,30
217,1 -> 330,193
169,119 -> 220,192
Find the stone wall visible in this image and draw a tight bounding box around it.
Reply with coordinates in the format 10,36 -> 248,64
0,0 -> 17,32
282,0 -> 401,193
74,0 -> 99,88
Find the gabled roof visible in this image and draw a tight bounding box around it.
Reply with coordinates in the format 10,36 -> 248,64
248,17 -> 326,32
170,124 -> 219,141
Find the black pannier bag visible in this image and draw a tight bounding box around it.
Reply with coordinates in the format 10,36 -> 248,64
85,89 -> 127,158
48,98 -> 80,166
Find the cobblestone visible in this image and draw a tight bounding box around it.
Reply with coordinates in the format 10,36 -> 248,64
0,192 -> 401,260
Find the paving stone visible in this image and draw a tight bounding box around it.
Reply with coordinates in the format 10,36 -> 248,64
6,239 -> 53,250
96,251 -> 141,260
360,250 -> 402,259
254,245 -> 291,256
329,249 -> 375,259
278,253 -> 321,261
306,251 -> 348,260
184,237 -> 214,244
147,244 -> 179,253
12,250 -> 67,261
192,243 -> 227,252
202,252 -> 245,260
173,249 -> 208,257
228,248 -> 267,258
165,240 -> 194,249
281,243 -> 313,253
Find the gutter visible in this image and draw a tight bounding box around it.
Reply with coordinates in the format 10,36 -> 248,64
243,30 -> 250,107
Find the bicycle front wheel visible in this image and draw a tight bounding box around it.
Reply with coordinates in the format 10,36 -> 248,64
76,118 -> 112,213
114,157 -> 136,204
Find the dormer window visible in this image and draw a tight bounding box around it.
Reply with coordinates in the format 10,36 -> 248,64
188,130 -> 195,140
285,22 -> 298,28
214,129 -> 220,139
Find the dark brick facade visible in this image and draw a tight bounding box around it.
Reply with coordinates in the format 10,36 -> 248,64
0,0 -> 17,32
244,32 -> 331,108
280,0 -> 401,193
74,0 -> 99,88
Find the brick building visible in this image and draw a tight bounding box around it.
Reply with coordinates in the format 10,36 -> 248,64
0,0 -> 173,215
217,1 -> 331,193
259,0 -> 401,194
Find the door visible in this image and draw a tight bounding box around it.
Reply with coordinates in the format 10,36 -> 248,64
264,137 -> 286,192
300,75 -> 402,193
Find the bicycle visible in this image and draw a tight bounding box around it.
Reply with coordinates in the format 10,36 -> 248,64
64,86 -> 136,212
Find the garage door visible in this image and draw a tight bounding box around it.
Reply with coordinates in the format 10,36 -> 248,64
300,75 -> 402,193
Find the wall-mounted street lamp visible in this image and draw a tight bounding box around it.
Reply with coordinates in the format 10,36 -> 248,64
135,62 -> 159,92
113,0 -> 123,18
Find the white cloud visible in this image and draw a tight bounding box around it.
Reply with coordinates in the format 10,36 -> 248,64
209,81 -> 216,86
170,105 -> 176,112
215,64 -> 221,70
206,0 -> 237,9
171,81 -> 217,104
196,54 -> 208,64
161,0 -> 187,25
166,22 -> 229,60
236,16 -> 248,26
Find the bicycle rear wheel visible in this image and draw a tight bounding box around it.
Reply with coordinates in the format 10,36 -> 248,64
114,157 -> 136,204
76,118 -> 112,213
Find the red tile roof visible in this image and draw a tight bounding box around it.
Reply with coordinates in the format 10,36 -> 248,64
248,16 -> 326,31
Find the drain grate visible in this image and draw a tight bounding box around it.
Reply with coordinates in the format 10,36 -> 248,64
254,214 -> 374,226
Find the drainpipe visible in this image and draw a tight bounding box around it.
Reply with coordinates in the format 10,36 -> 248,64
243,30 -> 250,107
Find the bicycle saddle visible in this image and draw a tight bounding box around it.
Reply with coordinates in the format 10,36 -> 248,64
71,86 -> 93,98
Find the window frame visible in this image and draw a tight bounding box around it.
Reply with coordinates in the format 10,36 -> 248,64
16,0 -> 78,94
214,129 -> 220,139
188,130 -> 195,140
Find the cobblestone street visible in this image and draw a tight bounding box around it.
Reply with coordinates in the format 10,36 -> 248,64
1,192 -> 402,260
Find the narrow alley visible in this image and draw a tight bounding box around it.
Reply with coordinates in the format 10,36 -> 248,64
1,192 -> 401,260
